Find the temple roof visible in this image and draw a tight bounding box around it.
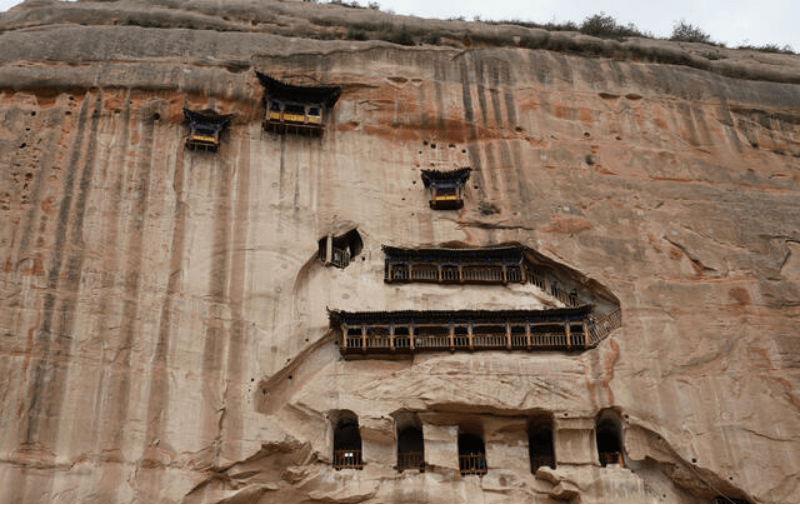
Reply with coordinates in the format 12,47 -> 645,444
183,108 -> 232,128
382,245 -> 524,264
420,167 -> 472,187
329,306 -> 593,327
256,72 -> 342,108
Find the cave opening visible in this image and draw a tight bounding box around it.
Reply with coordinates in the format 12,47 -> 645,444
528,415 -> 556,472
318,229 -> 363,269
396,414 -> 425,472
596,411 -> 624,467
332,410 -> 363,470
458,432 -> 487,476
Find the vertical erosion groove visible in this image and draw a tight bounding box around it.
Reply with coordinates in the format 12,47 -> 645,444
104,103 -> 155,456
223,127 -> 250,457
141,103 -> 184,475
21,93 -> 92,451
202,136 -> 233,465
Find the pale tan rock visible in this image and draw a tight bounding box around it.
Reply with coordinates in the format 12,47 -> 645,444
0,0 -> 797,503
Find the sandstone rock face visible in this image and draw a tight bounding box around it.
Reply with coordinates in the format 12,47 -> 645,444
0,0 -> 799,502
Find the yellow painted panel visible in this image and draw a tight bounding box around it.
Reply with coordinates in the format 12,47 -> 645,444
308,116 -> 321,123
283,113 -> 305,122
269,112 -> 280,119
435,195 -> 458,200
191,135 -> 216,143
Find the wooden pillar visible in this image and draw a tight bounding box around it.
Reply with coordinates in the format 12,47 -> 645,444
459,265 -> 464,283
390,324 -> 395,352
520,263 -> 527,283
342,325 -> 348,351
449,324 -> 455,351
387,263 -> 392,282
362,325 -> 367,352
583,320 -> 590,348
410,325 -> 415,352
502,265 -> 508,285
525,323 -> 531,350
506,323 -> 512,350
325,234 -> 333,266
468,324 -> 474,351
565,323 -> 571,349
438,265 -> 443,282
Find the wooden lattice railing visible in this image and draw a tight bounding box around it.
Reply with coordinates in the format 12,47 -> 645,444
588,308 -> 622,345
342,323 -> 592,357
333,450 -> 363,470
459,454 -> 488,475
397,452 -> 425,472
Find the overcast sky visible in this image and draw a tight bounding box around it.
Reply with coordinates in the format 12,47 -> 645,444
0,0 -> 797,51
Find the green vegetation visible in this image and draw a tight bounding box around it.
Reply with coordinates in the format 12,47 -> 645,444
670,19 -> 712,44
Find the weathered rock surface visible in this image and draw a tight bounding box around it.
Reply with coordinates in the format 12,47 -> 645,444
0,0 -> 799,502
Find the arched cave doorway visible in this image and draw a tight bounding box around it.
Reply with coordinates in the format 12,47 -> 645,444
596,410 -> 624,467
318,229 -> 363,269
458,432 -> 487,476
396,413 -> 425,472
332,410 -> 363,470
528,415 -> 556,472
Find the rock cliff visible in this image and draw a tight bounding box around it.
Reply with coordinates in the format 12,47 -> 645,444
0,0 -> 799,502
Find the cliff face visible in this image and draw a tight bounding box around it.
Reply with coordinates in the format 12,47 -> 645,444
0,0 -> 799,502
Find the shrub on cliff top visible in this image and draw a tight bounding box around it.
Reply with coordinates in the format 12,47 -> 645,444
579,12 -> 649,40
669,19 -> 712,43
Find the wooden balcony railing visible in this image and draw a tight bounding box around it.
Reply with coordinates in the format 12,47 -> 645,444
385,262 -> 525,285
588,308 -> 622,345
340,322 -> 592,358
459,454 -> 488,475
397,452 -> 425,472
333,450 -> 363,470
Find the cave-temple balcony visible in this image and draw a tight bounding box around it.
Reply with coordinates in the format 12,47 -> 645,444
383,245 -> 527,285
256,72 -> 342,135
421,167 -> 471,210
183,108 -> 232,152
329,307 -> 609,360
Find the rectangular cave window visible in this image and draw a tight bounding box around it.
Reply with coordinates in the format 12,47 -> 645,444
472,325 -> 506,349
453,325 -> 469,347
415,325 -> 449,349
441,265 -> 460,282
596,413 -> 624,468
570,324 -> 586,346
333,411 -> 363,470
411,264 -> 438,281
462,265 -> 503,283
511,325 -> 527,347
390,263 -> 410,280
397,421 -> 425,473
270,100 -> 282,112
346,327 -> 362,349
458,433 -> 487,476
529,417 -> 556,472
366,326 -> 391,349
394,326 -> 411,348
506,265 -> 523,282
308,106 -> 321,116
284,103 -> 306,115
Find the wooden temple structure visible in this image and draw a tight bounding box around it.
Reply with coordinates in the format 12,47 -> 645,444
421,167 -> 471,210
383,245 -> 526,284
330,306 -> 595,359
183,108 -> 232,152
256,72 -> 342,135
